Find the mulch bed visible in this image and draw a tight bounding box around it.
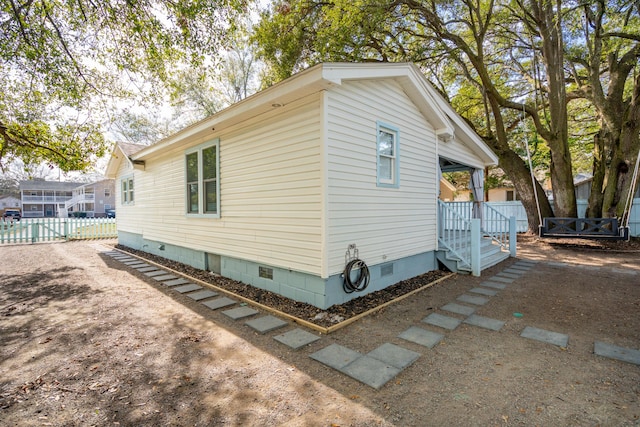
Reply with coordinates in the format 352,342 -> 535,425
115,245 -> 450,328
519,233 -> 640,251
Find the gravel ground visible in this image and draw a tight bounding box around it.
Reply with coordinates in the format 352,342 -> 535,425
1,237 -> 639,426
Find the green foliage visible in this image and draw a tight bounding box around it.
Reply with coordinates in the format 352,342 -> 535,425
0,0 -> 246,171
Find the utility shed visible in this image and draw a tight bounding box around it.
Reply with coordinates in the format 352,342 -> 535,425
106,62 -> 498,309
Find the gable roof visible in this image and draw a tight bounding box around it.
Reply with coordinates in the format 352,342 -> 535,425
19,180 -> 84,191
105,142 -> 147,178
119,63 -> 497,166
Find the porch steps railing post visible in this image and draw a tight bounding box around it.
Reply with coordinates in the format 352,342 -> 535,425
509,216 -> 517,257
471,218 -> 481,276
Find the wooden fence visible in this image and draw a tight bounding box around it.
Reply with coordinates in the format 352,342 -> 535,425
0,218 -> 117,244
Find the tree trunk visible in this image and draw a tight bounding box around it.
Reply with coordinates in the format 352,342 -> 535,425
484,96 -> 554,232
500,150 -> 553,232
532,0 -> 576,218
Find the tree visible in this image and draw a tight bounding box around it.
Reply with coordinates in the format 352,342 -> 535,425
564,0 -> 640,218
0,0 -> 246,172
253,0 -> 558,230
253,0 -> 639,230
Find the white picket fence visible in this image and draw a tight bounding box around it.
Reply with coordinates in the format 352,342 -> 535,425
0,217 -> 117,244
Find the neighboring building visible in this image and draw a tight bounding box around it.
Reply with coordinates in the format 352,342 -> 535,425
488,187 -> 518,202
64,179 -> 116,218
573,173 -> 593,201
439,178 -> 471,201
19,179 -> 115,218
106,62 -> 498,309
0,195 -> 21,212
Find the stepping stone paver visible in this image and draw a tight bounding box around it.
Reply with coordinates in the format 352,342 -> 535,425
521,326 -> 569,348
503,268 -> 526,275
202,297 -> 237,310
222,306 -> 259,320
594,342 -> 640,365
548,262 -> 569,268
367,343 -> 420,369
341,356 -> 402,390
130,263 -> 151,268
422,313 -> 462,330
246,315 -> 288,334
172,284 -> 202,294
469,287 -> 498,297
441,302 -> 476,316
163,278 -> 191,287
575,265 -> 600,271
136,266 -> 160,273
456,294 -> 490,306
122,260 -> 146,266
488,276 -> 514,284
496,272 -> 520,280
480,281 -> 507,290
508,265 -> 531,272
187,290 -> 218,301
464,314 -> 505,331
144,270 -> 170,277
153,274 -> 178,281
611,268 -> 637,275
310,344 -> 361,369
398,326 -> 444,348
275,328 -> 321,350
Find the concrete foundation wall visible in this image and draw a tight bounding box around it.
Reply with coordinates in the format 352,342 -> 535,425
118,231 -> 438,310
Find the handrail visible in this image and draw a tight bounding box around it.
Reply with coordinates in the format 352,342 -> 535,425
438,200 -> 472,270
483,203 -> 510,250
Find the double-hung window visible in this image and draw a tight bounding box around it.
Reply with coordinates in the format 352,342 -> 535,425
121,177 -> 134,204
376,122 -> 399,188
185,139 -> 220,217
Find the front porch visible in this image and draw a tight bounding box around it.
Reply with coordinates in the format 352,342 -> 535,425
437,200 -> 517,276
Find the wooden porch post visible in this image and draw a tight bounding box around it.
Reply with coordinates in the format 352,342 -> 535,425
471,218 -> 481,276
509,216 -> 517,257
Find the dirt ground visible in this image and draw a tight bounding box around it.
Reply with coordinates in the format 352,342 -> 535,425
0,237 -> 639,426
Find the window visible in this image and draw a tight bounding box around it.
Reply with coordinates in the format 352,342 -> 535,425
376,122 -> 399,188
121,177 -> 134,205
105,188 -> 111,197
185,139 -> 220,217
506,190 -> 514,201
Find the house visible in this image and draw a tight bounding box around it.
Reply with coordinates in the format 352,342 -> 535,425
439,178 -> 470,201
0,195 -> 21,212
488,187 -> 518,202
106,62 -> 499,309
64,179 -> 116,218
19,179 -> 115,218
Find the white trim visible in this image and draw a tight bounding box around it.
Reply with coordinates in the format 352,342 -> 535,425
376,121 -> 400,188
184,139 -> 221,218
127,63 -> 497,169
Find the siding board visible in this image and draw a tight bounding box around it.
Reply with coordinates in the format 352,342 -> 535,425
326,79 -> 438,274
121,94 -> 325,276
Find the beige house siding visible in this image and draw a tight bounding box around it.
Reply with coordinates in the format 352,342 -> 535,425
117,94 -> 325,276
325,79 -> 439,276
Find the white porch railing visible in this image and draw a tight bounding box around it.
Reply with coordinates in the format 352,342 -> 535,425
438,200 -> 473,271
439,201 -> 517,276
484,203 -> 516,255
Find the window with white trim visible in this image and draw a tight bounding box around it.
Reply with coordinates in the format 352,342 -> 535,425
121,177 -> 134,204
376,122 -> 399,187
185,139 -> 220,217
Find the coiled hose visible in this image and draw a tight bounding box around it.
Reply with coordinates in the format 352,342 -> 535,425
342,258 -> 370,293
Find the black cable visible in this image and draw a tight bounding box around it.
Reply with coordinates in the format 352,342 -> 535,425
342,258 -> 370,293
